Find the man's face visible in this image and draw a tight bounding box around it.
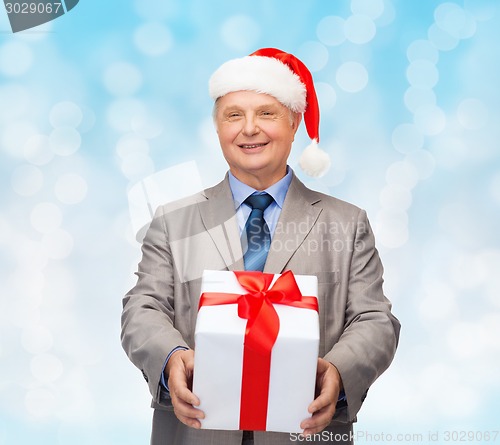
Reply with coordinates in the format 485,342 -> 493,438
214,91 -> 301,190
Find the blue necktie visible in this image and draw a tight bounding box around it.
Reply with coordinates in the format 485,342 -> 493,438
242,193 -> 274,272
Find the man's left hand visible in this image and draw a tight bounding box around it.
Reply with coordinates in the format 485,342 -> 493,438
300,358 -> 343,436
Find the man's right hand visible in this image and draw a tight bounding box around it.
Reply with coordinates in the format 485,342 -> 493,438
165,349 -> 205,428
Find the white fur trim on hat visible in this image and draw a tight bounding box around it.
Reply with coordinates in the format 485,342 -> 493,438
209,56 -> 307,113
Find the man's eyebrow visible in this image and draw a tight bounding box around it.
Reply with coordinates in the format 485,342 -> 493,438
221,102 -> 281,111
221,105 -> 240,110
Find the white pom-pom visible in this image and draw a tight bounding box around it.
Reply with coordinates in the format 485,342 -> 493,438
298,140 -> 331,178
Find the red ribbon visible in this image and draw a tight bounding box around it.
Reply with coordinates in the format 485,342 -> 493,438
198,270 -> 318,431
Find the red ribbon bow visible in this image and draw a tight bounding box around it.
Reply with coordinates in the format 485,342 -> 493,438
198,270 -> 318,430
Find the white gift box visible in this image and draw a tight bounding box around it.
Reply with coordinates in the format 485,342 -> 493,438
192,270 -> 319,433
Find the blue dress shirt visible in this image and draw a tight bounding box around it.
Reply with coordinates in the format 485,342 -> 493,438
228,166 -> 293,238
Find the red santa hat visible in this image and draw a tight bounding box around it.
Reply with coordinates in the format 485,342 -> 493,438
209,47 -> 331,178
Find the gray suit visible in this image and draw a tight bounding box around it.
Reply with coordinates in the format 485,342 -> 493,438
121,173 -> 400,445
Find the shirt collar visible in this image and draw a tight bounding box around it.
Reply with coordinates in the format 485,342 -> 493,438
228,166 -> 293,210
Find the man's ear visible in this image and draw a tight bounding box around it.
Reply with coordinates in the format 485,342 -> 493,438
292,112 -> 302,132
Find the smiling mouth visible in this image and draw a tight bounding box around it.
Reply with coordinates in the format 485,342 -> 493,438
238,142 -> 268,149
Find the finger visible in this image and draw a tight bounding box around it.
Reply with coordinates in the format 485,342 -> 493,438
173,409 -> 204,430
301,402 -> 334,427
307,389 -> 332,414
176,412 -> 202,429
169,366 -> 200,406
308,375 -> 335,414
171,382 -> 200,406
172,395 -> 205,420
301,407 -> 335,435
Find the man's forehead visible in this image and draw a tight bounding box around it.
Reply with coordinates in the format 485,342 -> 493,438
218,91 -> 285,109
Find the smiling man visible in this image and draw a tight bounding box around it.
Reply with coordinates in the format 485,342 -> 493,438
216,90 -> 301,190
121,48 -> 400,445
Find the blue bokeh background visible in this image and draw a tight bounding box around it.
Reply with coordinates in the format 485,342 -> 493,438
1,1 -> 499,443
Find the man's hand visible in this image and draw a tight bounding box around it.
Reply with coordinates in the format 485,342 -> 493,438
300,358 -> 343,436
165,349 -> 205,429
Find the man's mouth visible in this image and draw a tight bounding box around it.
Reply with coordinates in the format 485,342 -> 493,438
238,142 -> 268,149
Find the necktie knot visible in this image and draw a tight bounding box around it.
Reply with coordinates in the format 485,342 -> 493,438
244,193 -> 274,212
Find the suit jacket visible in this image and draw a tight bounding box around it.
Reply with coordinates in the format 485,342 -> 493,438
121,173 -> 400,445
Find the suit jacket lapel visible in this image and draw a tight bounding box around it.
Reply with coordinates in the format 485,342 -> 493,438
198,174 -> 244,271
264,174 -> 322,273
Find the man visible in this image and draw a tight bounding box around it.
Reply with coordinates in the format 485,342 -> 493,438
121,48 -> 400,445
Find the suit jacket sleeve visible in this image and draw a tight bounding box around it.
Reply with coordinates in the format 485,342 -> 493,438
121,205 -> 189,402
324,209 -> 400,422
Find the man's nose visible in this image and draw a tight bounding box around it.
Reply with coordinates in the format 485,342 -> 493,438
242,115 -> 260,136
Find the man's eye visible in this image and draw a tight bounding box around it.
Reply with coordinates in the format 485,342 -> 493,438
228,113 -> 241,118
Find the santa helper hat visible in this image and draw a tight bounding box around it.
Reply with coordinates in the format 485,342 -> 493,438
209,47 -> 330,178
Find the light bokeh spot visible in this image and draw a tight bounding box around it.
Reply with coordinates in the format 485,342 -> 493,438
54,173 -> 88,205
50,101 -> 83,129
116,134 -> 150,158
23,134 -> 54,166
375,0 -> 396,27
428,22 -> 459,51
429,135 -> 469,169
2,121 -> 38,158
404,87 -> 437,113
30,353 -> 64,383
0,84 -> 30,122
0,41 -> 33,77
379,184 -> 412,212
344,14 -> 376,44
407,39 -> 440,64
336,61 -> 369,92
107,99 -> 147,133
351,0 -> 385,19
134,22 -> 173,56
413,104 -> 446,135
435,2 -> 476,39
30,202 -> 63,234
315,82 -> 337,111
41,229 -> 74,260
21,325 -> 54,354
121,152 -> 155,180
11,165 -> 44,197
392,123 -> 424,154
406,60 -> 439,89
447,321 -> 488,359
418,282 -> 457,320
375,209 -> 409,249
25,388 -> 56,418
385,160 -> 420,190
406,149 -> 436,180
49,127 -> 82,156
297,41 -> 329,72
316,16 -> 346,46
103,62 -> 143,96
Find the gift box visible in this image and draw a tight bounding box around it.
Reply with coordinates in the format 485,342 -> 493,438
192,270 -> 319,433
